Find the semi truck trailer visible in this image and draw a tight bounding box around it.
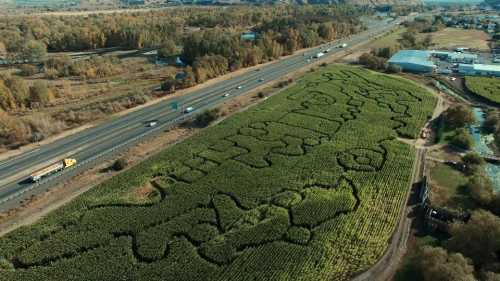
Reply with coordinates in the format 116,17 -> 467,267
314,52 -> 325,58
30,158 -> 77,182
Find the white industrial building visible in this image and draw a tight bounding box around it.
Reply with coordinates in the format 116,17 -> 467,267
388,50 -> 437,73
431,51 -> 478,64
458,64 -> 500,77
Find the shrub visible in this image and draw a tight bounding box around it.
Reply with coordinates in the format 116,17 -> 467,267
387,64 -> 402,73
414,246 -> 475,281
483,110 -> 500,134
450,128 -> 473,150
113,158 -> 128,171
463,152 -> 485,166
443,105 -> 474,129
44,68 -> 60,79
5,76 -> 30,106
0,80 -> 16,111
466,173 -> 494,206
157,40 -> 177,58
358,52 -> 387,70
195,108 -> 220,127
18,65 -> 37,76
29,81 -> 52,105
160,77 -> 177,93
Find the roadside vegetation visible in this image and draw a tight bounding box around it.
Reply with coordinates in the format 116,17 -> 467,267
0,64 -> 436,281
0,5 -> 366,152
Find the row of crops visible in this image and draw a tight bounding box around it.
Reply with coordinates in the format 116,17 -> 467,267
465,76 -> 500,104
0,65 -> 437,281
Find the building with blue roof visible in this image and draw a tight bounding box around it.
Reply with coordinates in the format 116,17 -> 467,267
388,50 -> 480,74
388,50 -> 437,73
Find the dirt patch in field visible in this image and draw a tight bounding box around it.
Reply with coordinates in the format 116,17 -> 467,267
418,28 -> 491,51
131,182 -> 157,202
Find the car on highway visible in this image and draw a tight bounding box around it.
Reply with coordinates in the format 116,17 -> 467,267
147,121 -> 157,127
223,93 -> 230,97
236,85 -> 243,89
0,15 -> 403,211
314,52 -> 325,59
258,78 -> 264,82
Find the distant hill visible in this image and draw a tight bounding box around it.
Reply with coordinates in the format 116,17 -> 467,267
242,0 -> 422,5
248,0 -> 422,5
13,0 -> 421,8
423,0 -> 482,4
342,0 -> 421,5
0,0 -> 14,5
15,0 -> 79,7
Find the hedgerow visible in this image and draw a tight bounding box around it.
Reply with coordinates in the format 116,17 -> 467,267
0,65 -> 436,281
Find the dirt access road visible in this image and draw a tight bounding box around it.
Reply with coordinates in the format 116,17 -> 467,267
351,81 -> 447,281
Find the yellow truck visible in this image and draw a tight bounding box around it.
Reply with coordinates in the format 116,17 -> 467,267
30,158 -> 77,182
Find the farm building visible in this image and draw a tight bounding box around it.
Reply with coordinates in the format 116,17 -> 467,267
459,64 -> 500,77
388,50 -> 437,73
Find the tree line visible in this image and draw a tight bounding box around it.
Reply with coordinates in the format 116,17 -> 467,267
0,5 -> 363,61
0,5 -> 366,150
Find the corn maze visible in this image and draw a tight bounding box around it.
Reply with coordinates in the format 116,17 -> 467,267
466,76 -> 500,104
0,65 -> 436,281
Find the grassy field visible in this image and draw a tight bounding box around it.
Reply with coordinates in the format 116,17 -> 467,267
0,65 -> 436,281
428,161 -> 471,210
418,28 -> 490,51
369,27 -> 407,50
465,76 -> 500,105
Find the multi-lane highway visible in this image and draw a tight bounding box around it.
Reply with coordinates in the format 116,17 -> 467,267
0,16 -> 406,211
